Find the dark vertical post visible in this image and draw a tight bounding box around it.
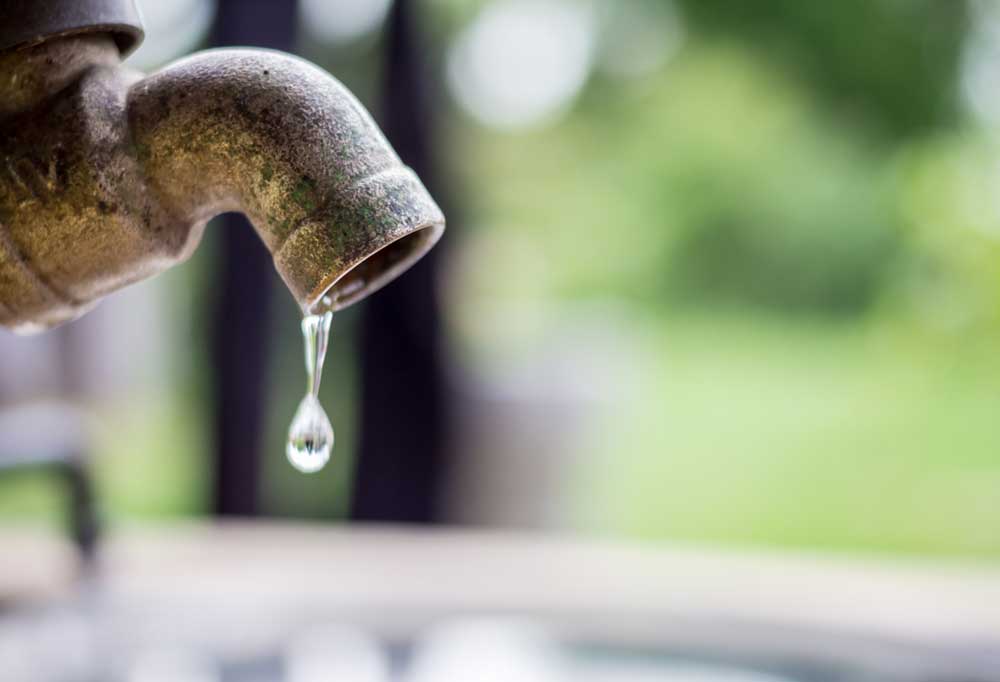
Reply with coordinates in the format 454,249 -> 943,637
209,0 -> 297,516
63,460 -> 99,559
351,0 -> 448,522
58,323 -> 99,559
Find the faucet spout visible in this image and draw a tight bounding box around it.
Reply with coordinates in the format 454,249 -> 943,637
127,48 -> 445,313
0,38 -> 444,333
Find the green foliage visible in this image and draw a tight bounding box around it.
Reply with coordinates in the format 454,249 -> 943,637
459,44 -> 901,314
641,47 -> 898,313
883,131 -> 1000,334
451,0 -> 1000,557
677,0 -> 969,137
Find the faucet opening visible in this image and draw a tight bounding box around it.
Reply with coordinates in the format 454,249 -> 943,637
310,220 -> 444,313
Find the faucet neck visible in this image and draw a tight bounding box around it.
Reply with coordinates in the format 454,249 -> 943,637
0,34 -> 120,121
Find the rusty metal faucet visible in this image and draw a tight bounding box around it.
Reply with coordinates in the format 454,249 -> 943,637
0,0 -> 445,333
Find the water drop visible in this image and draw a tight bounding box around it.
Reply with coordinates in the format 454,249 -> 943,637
287,393 -> 334,473
286,311 -> 335,473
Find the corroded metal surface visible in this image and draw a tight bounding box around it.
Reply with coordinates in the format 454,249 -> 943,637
0,35 -> 444,333
0,0 -> 143,56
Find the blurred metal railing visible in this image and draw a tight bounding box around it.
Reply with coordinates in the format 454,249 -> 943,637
0,402 -> 99,559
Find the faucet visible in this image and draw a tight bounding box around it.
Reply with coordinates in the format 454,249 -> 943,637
0,0 -> 445,333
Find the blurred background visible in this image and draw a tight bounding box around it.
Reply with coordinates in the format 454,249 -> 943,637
3,0 -> 1000,679
5,0 -> 1000,552
3,0 -> 994,554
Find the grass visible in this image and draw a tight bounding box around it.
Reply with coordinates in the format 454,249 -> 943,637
576,310 -> 1000,558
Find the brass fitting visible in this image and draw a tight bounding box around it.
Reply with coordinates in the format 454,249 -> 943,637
0,27 -> 444,333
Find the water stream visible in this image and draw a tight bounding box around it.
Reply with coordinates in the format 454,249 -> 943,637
286,311 -> 335,473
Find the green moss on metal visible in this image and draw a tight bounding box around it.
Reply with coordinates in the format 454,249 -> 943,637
291,177 -> 317,212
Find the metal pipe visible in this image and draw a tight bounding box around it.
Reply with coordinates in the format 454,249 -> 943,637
0,30 -> 444,333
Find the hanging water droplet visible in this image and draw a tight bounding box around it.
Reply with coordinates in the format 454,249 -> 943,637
286,311 -> 335,474
287,393 -> 334,473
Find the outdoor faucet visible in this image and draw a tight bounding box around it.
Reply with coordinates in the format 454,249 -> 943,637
0,0 -> 445,333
